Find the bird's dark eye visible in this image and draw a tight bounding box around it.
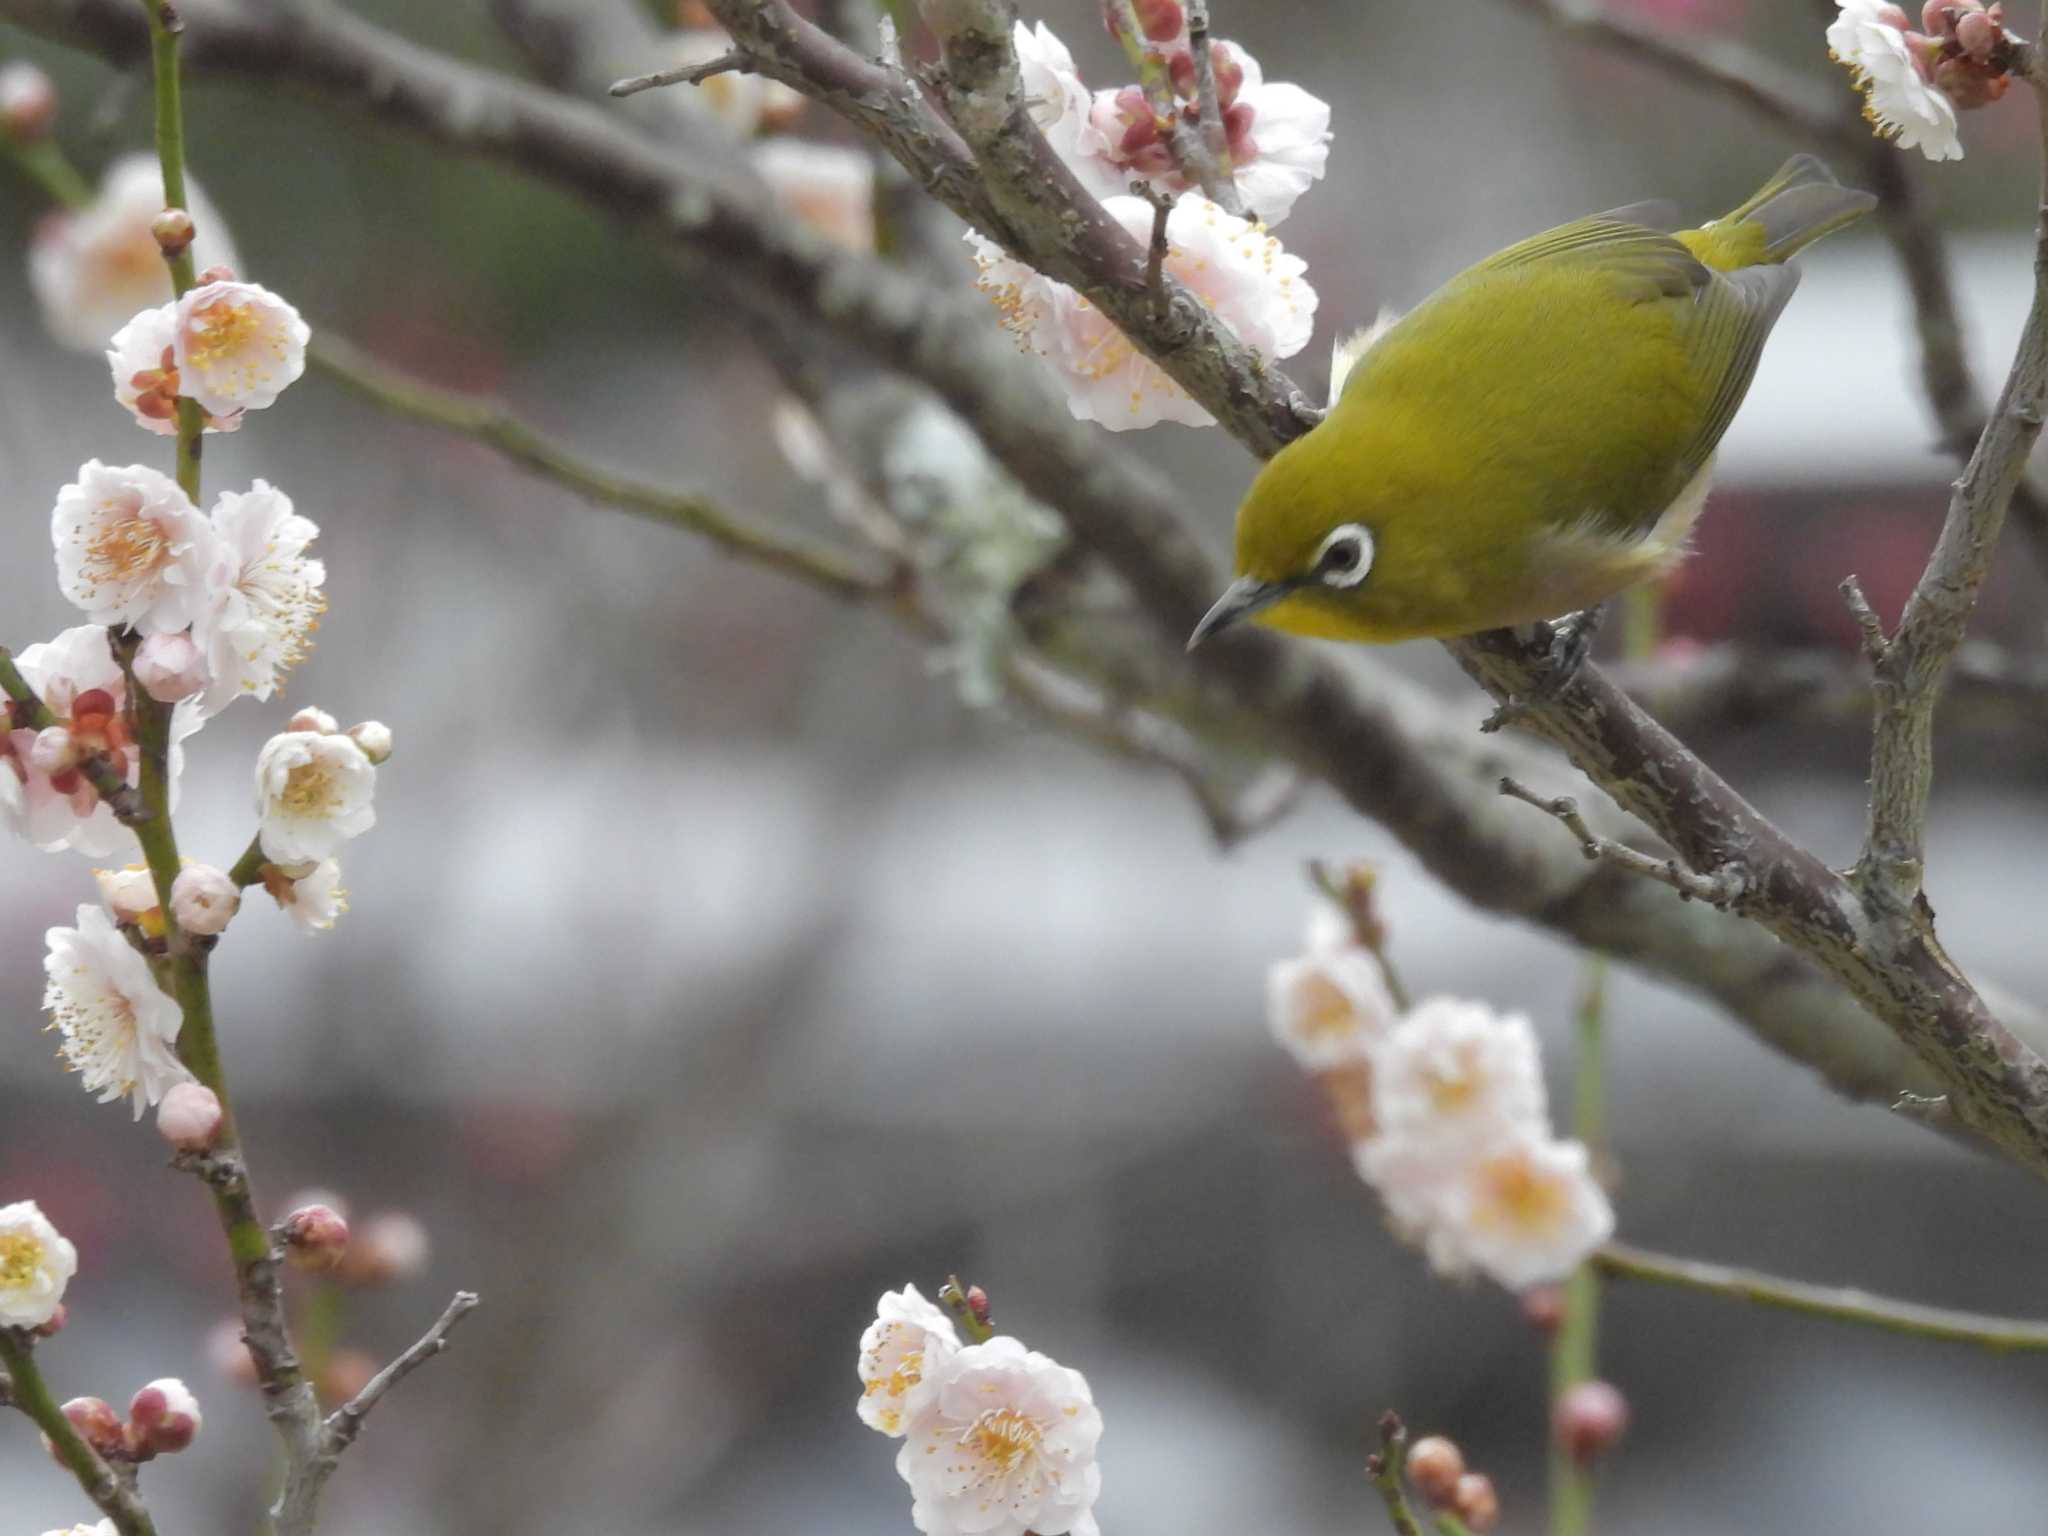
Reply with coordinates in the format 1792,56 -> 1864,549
1312,523 -> 1375,589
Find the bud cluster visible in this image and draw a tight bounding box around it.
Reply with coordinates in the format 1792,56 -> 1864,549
54,1378 -> 203,1466
1402,1433 -> 1500,1532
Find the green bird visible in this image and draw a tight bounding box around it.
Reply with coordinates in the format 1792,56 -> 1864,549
1189,155 -> 1876,650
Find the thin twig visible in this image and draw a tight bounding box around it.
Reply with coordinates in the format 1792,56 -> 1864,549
610,49 -> 749,98
1852,45 -> 2048,916
1838,576 -> 1891,667
1101,0 -> 1243,214
1133,179 -> 1174,324
322,1291 -> 481,1456
0,1330 -> 158,1536
1595,1240 -> 2048,1351
1184,0 -> 1232,180
1499,777 -> 1747,908
1365,1411 -> 1424,1536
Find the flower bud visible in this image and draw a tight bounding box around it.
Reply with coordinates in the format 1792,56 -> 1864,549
1933,52 -> 2011,107
1133,0 -> 1184,42
151,206 -> 196,257
1955,6 -> 2002,57
1554,1378 -> 1630,1467
340,1210 -> 430,1287
170,863 -> 239,936
964,1283 -> 991,1327
194,263 -> 237,285
1453,1472 -> 1500,1532
133,631 -> 208,703
1921,0 -> 1952,30
69,687 -> 117,721
30,726 -> 78,776
157,1081 -> 224,1151
128,1377 -> 202,1455
96,864 -> 160,924
287,706 -> 339,735
34,1302 -> 68,1338
346,720 -> 393,764
1405,1435 -> 1466,1509
0,60 -> 57,143
205,1318 -> 259,1387
282,1204 -> 350,1271
59,1396 -> 125,1460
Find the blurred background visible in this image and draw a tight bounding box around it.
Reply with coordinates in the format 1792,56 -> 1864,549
5,0 -> 2048,1531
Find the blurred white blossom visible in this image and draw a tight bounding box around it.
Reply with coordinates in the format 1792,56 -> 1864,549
254,731 -> 377,863
170,863 -> 239,935
1369,998 -> 1547,1158
968,196 -> 1314,429
171,279 -> 310,415
1265,933 -> 1396,1071
1014,20 -> 1123,200
752,139 -> 876,253
663,28 -> 799,137
44,903 -> 191,1116
29,153 -> 239,350
895,1335 -> 1102,1536
1828,0 -> 1963,160
40,1523 -> 116,1536
196,481 -> 325,712
0,1199 -> 78,1329
94,863 -> 159,923
52,460 -> 215,633
1425,1131 -> 1614,1290
857,1282 -> 960,1436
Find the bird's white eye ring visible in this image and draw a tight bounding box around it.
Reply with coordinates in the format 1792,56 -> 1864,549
1313,524 -> 1375,589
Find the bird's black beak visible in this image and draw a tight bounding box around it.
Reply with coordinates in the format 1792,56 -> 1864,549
1186,577 -> 1293,650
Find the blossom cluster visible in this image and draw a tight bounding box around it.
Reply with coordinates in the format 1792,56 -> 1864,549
1267,901 -> 1614,1290
855,1285 -> 1103,1536
19,159 -> 388,1121
1826,0 -> 2019,160
975,17 -> 1328,430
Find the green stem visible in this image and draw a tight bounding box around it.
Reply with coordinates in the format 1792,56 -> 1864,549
0,1330 -> 159,1536
3,137 -> 92,207
1548,961 -> 1608,1536
1366,1413 -> 1424,1536
1595,1240 -> 2048,1351
937,1276 -> 995,1344
229,833 -> 269,888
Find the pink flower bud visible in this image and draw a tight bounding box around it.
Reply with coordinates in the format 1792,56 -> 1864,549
1453,1472 -> 1500,1533
346,720 -> 393,764
1921,1 -> 1953,32
1554,1378 -> 1630,1467
128,1377 -> 202,1455
157,1081 -> 224,1151
1934,51 -> 2011,106
59,1396 -> 125,1460
339,1210 -> 430,1287
170,863 -> 239,936
281,1204 -> 350,1271
34,1302 -> 68,1338
194,263 -> 237,285
133,631 -> 208,703
1092,84 -> 1159,158
1133,0 -> 1184,42
205,1318 -> 259,1387
1406,1435 -> 1466,1509
1210,43 -> 1245,107
1956,8 -> 2001,57
1520,1284 -> 1566,1337
964,1283 -> 991,1326
0,61 -> 57,143
151,207 -> 196,257
29,726 -> 78,775
1222,99 -> 1257,158
286,706 -> 339,735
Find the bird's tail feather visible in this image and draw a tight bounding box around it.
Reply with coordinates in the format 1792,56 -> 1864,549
1717,154 -> 1877,264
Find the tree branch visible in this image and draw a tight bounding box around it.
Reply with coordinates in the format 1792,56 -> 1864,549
1852,49 -> 2048,915
1595,1240 -> 2048,1351
320,1291 -> 481,1459
1499,776 -> 1747,908
14,0 -> 2048,1168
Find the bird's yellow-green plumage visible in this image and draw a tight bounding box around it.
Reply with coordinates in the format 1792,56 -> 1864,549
1220,156 -> 1875,645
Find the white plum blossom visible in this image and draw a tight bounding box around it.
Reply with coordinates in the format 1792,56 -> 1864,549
29,152 -> 239,351
1369,998 -> 1548,1159
1266,935 -> 1397,1072
857,1283 -> 961,1436
171,279 -> 310,416
132,630 -> 209,704
1424,1131 -> 1614,1290
107,303 -> 243,437
254,731 -> 377,863
895,1335 -> 1103,1536
94,863 -> 160,923
170,864 -> 239,935
195,481 -> 326,713
0,1200 -> 78,1329
52,460 -> 215,633
40,1524 -> 117,1536
968,195 -> 1314,429
270,857 -> 347,933
43,903 -> 191,1117
1828,1 -> 1963,160
3,625 -> 200,859
1014,21 -> 1124,200
751,139 -> 877,253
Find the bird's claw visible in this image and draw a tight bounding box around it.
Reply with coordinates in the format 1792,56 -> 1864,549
1479,606 -> 1606,733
